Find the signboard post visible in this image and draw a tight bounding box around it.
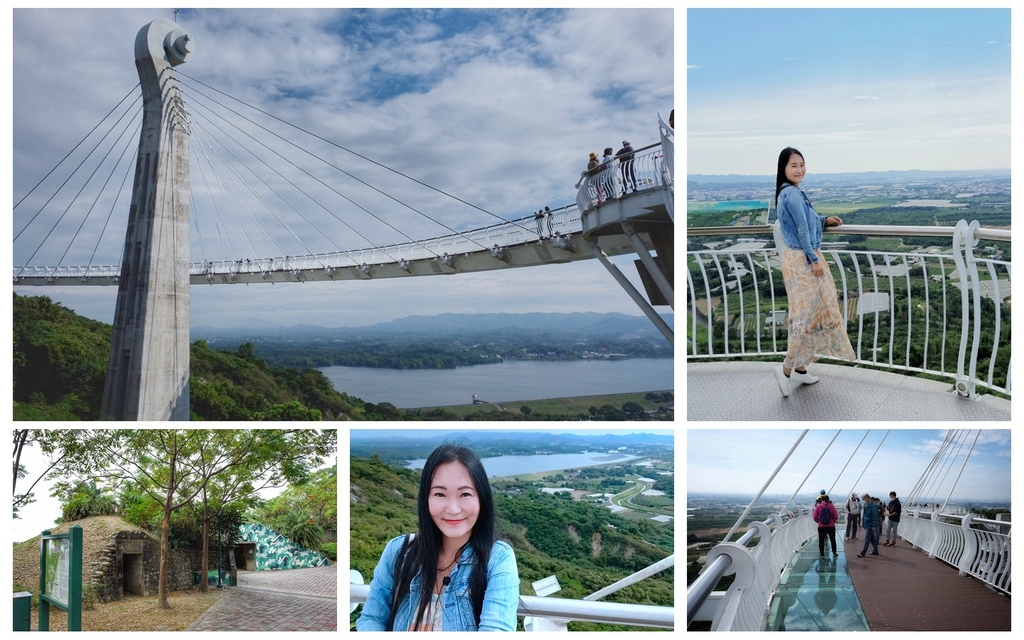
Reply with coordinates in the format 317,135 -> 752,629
38,526 -> 83,631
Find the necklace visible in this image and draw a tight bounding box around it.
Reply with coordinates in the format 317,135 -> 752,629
438,543 -> 467,573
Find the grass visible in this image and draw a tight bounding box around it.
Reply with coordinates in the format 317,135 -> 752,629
24,589 -> 225,632
415,390 -> 673,417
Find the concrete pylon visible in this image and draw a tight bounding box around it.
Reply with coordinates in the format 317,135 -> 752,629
101,20 -> 195,420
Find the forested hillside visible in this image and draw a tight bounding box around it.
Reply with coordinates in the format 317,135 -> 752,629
350,455 -> 674,631
12,294 -> 399,420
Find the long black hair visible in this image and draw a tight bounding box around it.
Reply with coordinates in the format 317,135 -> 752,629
385,443 -> 496,631
774,146 -> 804,206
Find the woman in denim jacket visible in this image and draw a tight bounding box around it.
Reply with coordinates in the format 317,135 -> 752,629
773,147 -> 855,397
356,444 -> 520,631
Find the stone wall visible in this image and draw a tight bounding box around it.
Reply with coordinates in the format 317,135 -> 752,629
91,531 -> 194,603
238,523 -> 331,570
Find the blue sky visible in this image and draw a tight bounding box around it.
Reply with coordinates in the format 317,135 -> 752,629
687,430 -> 1011,502
687,8 -> 1010,175
9,7 -> 674,328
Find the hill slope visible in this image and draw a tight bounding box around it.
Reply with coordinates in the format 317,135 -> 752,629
13,293 -> 396,420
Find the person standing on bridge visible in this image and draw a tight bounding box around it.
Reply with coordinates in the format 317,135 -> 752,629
772,147 -> 855,398
356,444 -> 519,631
616,140 -> 636,193
884,491 -> 902,546
813,494 -> 839,559
856,493 -> 880,557
534,209 -> 545,239
844,492 -> 861,541
601,147 -> 618,200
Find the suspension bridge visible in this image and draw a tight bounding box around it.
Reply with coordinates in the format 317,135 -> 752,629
12,19 -> 674,420
688,429 -> 1011,632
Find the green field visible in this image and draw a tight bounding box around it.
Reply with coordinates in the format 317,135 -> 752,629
412,390 -> 673,417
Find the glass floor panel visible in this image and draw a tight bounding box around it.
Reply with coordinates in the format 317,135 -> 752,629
765,535 -> 870,631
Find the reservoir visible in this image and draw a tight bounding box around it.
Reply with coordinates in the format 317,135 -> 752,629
319,358 -> 674,408
406,451 -> 641,478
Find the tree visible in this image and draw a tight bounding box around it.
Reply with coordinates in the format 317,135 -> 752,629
48,429 -> 337,607
12,429 -> 88,519
183,430 -> 336,593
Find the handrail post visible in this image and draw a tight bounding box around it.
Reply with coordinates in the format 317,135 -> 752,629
959,514 -> 978,577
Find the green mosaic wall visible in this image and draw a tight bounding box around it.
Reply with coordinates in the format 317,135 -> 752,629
238,523 -> 330,570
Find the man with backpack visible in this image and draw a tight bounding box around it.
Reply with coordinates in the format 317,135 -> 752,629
814,494 -> 839,558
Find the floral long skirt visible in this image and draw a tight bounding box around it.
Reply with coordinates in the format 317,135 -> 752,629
781,249 -> 856,369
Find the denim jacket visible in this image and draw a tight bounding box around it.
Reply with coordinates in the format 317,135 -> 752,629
777,184 -> 826,264
356,535 -> 520,632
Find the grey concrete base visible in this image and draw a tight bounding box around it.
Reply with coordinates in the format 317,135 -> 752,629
687,361 -> 1010,422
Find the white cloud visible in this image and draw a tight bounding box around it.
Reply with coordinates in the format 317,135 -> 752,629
12,8 -> 675,328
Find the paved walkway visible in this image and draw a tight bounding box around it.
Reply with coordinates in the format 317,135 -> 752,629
844,538 -> 1009,631
186,565 -> 337,632
687,361 -> 1010,421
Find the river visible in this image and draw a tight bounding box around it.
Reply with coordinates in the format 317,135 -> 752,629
319,358 -> 674,408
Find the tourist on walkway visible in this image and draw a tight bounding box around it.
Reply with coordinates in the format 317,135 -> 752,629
534,209 -> 545,238
772,147 -> 855,397
616,140 -> 636,193
844,493 -> 861,540
814,494 -> 840,558
857,493 -> 880,557
884,491 -> 902,546
356,444 -> 519,631
586,152 -> 603,202
601,147 -> 618,199
543,206 -> 553,237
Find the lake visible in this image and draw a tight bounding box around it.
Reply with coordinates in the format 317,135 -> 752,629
406,451 -> 640,479
318,358 -> 674,408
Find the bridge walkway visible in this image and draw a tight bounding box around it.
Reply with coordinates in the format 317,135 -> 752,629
843,537 -> 1009,631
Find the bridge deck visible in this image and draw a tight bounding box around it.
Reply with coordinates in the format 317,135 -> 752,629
844,537 -> 1010,631
687,361 -> 1010,421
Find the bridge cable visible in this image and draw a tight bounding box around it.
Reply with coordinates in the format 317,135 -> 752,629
190,121 -> 294,260
13,83 -> 140,211
722,429 -> 808,543
16,102 -> 143,277
189,124 -> 281,262
178,74 -> 536,245
189,110 -> 349,262
191,116 -> 341,259
14,91 -> 143,244
69,118 -> 143,274
183,91 -> 425,263
181,83 -> 454,257
87,123 -> 141,273
188,103 -> 376,264
53,114 -> 142,271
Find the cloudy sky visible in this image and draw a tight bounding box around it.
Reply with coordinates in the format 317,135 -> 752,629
10,7 -> 674,328
687,429 -> 1011,503
688,8 -> 1010,176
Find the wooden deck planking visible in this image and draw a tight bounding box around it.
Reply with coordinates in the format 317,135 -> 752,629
844,537 -> 1010,631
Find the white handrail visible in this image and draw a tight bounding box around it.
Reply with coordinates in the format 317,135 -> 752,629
686,220 -> 1011,398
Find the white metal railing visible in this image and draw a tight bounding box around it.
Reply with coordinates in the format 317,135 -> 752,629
349,584 -> 674,629
899,510 -> 1011,594
12,206 -> 585,284
687,220 -> 1011,398
689,508 -> 1010,631
687,508 -> 815,631
575,144 -> 667,213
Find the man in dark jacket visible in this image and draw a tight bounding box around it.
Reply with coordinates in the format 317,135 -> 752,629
884,491 -> 902,546
857,493 -> 880,557
615,140 -> 636,193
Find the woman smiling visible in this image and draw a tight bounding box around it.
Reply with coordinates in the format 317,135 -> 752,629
356,444 -> 520,631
